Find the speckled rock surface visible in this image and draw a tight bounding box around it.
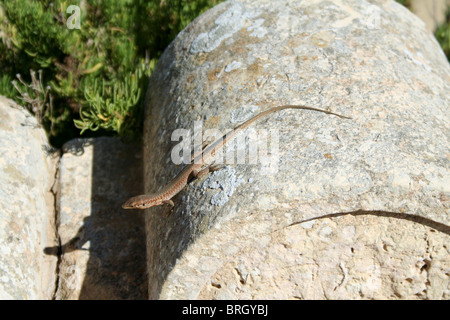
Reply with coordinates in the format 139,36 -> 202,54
189,215 -> 449,299
50,137 -> 147,299
143,0 -> 449,299
0,96 -> 58,299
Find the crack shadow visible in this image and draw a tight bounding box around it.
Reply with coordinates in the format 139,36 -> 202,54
284,210 -> 450,235
43,137 -> 148,299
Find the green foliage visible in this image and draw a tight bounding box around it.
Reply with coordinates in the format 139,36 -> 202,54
74,60 -> 153,136
0,0 -> 222,147
0,74 -> 16,97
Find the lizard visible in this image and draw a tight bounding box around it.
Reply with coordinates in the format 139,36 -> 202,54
122,105 -> 351,209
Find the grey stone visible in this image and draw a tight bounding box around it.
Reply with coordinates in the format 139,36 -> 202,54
142,0 -> 449,299
0,96 -> 58,299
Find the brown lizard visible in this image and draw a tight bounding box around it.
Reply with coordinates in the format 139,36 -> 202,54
122,105 -> 351,209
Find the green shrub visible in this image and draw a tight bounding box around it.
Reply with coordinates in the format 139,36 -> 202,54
0,0 -> 221,147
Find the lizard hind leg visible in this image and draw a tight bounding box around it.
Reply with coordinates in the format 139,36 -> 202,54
163,199 -> 175,207
209,163 -> 225,172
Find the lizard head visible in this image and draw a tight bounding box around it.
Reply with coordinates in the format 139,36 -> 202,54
122,194 -> 163,209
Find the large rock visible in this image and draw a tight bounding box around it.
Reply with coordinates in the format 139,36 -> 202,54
0,96 -> 58,299
142,0 -> 449,299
